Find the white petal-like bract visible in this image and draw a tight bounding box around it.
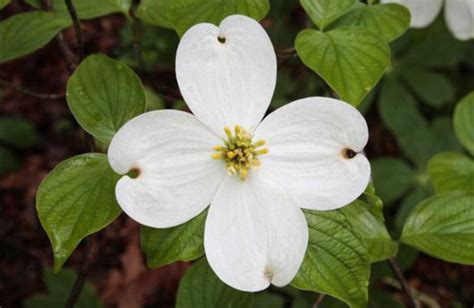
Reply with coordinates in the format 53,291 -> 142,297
176,15 -> 277,138
255,97 -> 371,211
382,0 -> 443,28
445,0 -> 474,41
204,175 -> 308,292
108,110 -> 225,228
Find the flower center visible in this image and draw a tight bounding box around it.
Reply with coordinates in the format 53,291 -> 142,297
211,125 -> 269,181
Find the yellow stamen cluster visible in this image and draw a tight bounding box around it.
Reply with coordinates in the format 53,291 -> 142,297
212,125 -> 269,181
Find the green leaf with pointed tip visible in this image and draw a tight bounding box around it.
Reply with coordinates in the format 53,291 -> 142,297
136,0 -> 270,36
300,0 -> 357,30
36,154 -> 121,271
0,12 -> 71,64
295,28 -> 389,106
371,158 -> 415,204
453,92 -> 474,155
428,152 -> 474,193
0,0 -> 11,9
292,210 -> 370,308
66,54 -> 146,144
141,210 -> 206,268
331,3 -> 410,42
342,201 -> 398,262
401,191 -> 474,265
25,0 -> 131,19
176,258 -> 254,308
24,269 -> 102,308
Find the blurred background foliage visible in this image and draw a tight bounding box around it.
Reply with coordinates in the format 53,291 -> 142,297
0,0 -> 473,307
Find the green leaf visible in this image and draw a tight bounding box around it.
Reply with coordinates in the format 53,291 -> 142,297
252,293 -> 285,308
135,0 -> 177,29
176,258 -> 254,308
331,3 -> 410,42
295,28 -> 389,106
0,11 -> 71,64
394,186 -> 432,233
400,69 -> 455,108
0,117 -> 39,148
342,201 -> 398,262
0,146 -> 19,176
400,31 -> 467,68
36,154 -> 122,271
360,183 -> 385,219
453,92 -> 474,155
66,54 -> 146,144
378,77 -> 432,167
401,191 -> 474,265
144,87 -> 166,111
0,0 -> 11,9
136,0 -> 270,36
25,0 -> 131,19
371,158 -> 415,204
299,0 -> 357,30
428,152 -> 474,193
291,210 -> 370,308
429,117 -> 463,155
24,268 -> 102,308
141,210 -> 207,268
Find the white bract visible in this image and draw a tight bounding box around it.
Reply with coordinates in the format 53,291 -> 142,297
108,15 -> 371,292
382,0 -> 474,41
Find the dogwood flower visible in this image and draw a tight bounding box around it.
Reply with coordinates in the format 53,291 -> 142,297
108,15 -> 370,291
382,0 -> 474,41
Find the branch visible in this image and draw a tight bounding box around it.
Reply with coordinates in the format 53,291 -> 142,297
65,0 -> 84,61
0,80 -> 65,100
388,257 -> 421,308
41,0 -> 76,73
276,47 -> 297,70
65,235 -> 96,308
312,293 -> 326,308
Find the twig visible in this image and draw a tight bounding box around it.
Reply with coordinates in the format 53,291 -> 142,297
55,33 -> 77,73
388,257 -> 421,308
65,0 -> 84,61
276,47 -> 297,70
65,235 -> 96,308
312,293 -> 326,308
41,0 -> 76,72
384,277 -> 440,308
0,79 -> 65,100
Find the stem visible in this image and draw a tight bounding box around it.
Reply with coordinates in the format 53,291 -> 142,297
388,257 -> 421,308
312,293 -> 326,308
41,0 -> 76,72
0,80 -> 65,100
65,0 -> 84,61
65,236 -> 96,308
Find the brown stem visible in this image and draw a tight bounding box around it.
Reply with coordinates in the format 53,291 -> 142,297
0,80 -> 65,100
388,257 -> 421,308
65,235 -> 96,308
312,293 -> 326,308
65,0 -> 84,61
41,0 -> 76,73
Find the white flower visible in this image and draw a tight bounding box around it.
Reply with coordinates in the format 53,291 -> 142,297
382,0 -> 474,41
108,15 -> 370,292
